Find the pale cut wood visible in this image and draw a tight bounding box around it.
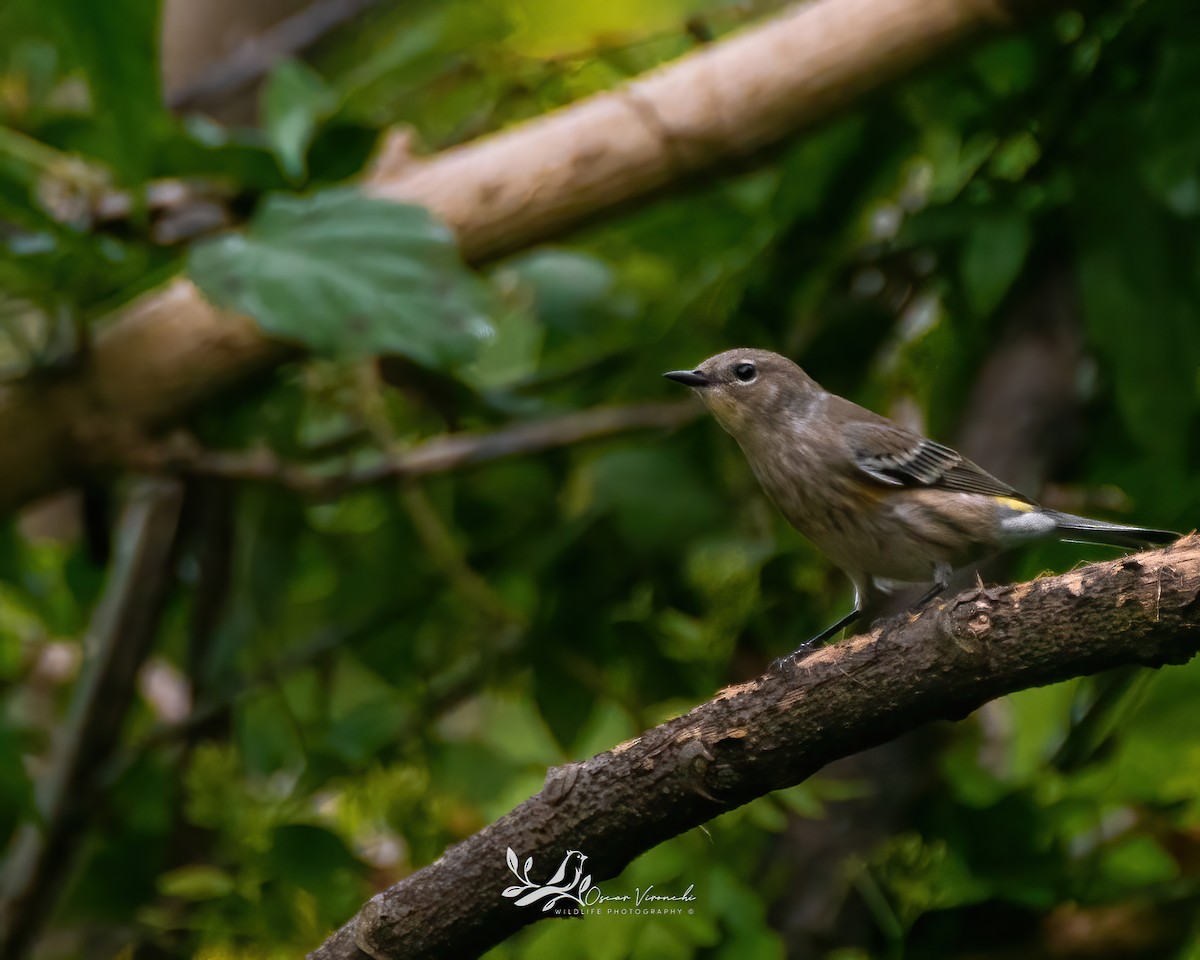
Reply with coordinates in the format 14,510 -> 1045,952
365,0 -> 1023,260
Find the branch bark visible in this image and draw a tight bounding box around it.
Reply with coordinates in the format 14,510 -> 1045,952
0,0 -> 1073,515
311,535 -> 1200,960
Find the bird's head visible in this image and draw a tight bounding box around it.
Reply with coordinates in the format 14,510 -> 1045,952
663,348 -> 818,439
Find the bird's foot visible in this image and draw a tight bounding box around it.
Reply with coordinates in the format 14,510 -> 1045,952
770,637 -> 828,679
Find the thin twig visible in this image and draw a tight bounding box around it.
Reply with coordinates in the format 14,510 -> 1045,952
167,0 -> 382,112
103,607 -> 496,789
103,611 -> 390,787
397,482 -> 525,627
128,401 -> 699,498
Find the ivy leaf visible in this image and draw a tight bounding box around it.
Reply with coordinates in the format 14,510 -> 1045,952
188,188 -> 494,367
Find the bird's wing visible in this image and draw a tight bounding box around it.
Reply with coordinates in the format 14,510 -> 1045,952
843,420 -> 1031,501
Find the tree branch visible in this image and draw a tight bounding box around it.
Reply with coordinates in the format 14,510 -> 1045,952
166,0 -> 382,112
0,0 -> 1079,515
310,535 -> 1200,960
0,478 -> 185,960
123,401 -> 698,496
362,0 -> 1042,261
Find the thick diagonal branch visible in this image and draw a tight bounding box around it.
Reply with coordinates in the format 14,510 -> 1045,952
311,535 -> 1200,960
0,0 -> 1080,514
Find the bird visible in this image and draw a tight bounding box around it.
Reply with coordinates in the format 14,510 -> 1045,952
664,348 -> 1179,654
543,850 -> 587,889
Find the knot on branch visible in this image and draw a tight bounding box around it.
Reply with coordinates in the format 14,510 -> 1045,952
947,593 -> 996,655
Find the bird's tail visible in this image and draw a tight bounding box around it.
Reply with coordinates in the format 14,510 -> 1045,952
1044,509 -> 1179,550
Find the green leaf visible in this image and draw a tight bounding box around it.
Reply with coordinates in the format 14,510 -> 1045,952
971,36 -> 1037,97
959,212 -> 1030,315
237,691 -> 305,777
533,656 -> 593,751
158,117 -> 287,190
324,699 -> 407,764
157,865 -> 235,901
1075,183 -> 1200,459
188,188 -> 493,366
1097,835 -> 1178,890
988,132 -> 1041,182
262,59 -> 338,181
567,447 -> 722,553
267,823 -> 364,893
0,0 -> 165,179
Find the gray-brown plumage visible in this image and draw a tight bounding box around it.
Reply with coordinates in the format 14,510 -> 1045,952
665,348 -> 1178,649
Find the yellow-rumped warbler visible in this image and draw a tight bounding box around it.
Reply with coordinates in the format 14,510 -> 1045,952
665,348 -> 1179,651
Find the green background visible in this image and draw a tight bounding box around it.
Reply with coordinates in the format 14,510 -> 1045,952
1,0 -> 1199,957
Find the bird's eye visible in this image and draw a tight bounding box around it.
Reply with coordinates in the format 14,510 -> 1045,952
733,362 -> 757,382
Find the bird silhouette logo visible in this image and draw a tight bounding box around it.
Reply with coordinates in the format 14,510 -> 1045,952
501,848 -> 594,911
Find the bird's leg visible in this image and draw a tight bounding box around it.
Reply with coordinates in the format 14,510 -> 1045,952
770,606 -> 863,679
911,562 -> 953,611
805,606 -> 865,648
772,583 -> 866,678
911,583 -> 945,609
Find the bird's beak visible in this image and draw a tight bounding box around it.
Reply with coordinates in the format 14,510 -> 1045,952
663,369 -> 711,388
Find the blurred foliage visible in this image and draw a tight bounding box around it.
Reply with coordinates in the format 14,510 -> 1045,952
2,0 -> 1200,958
188,188 -> 494,364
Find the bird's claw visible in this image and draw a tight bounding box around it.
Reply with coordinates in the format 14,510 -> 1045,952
770,638 -> 826,679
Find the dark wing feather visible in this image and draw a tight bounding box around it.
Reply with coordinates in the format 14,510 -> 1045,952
843,420 -> 1031,502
